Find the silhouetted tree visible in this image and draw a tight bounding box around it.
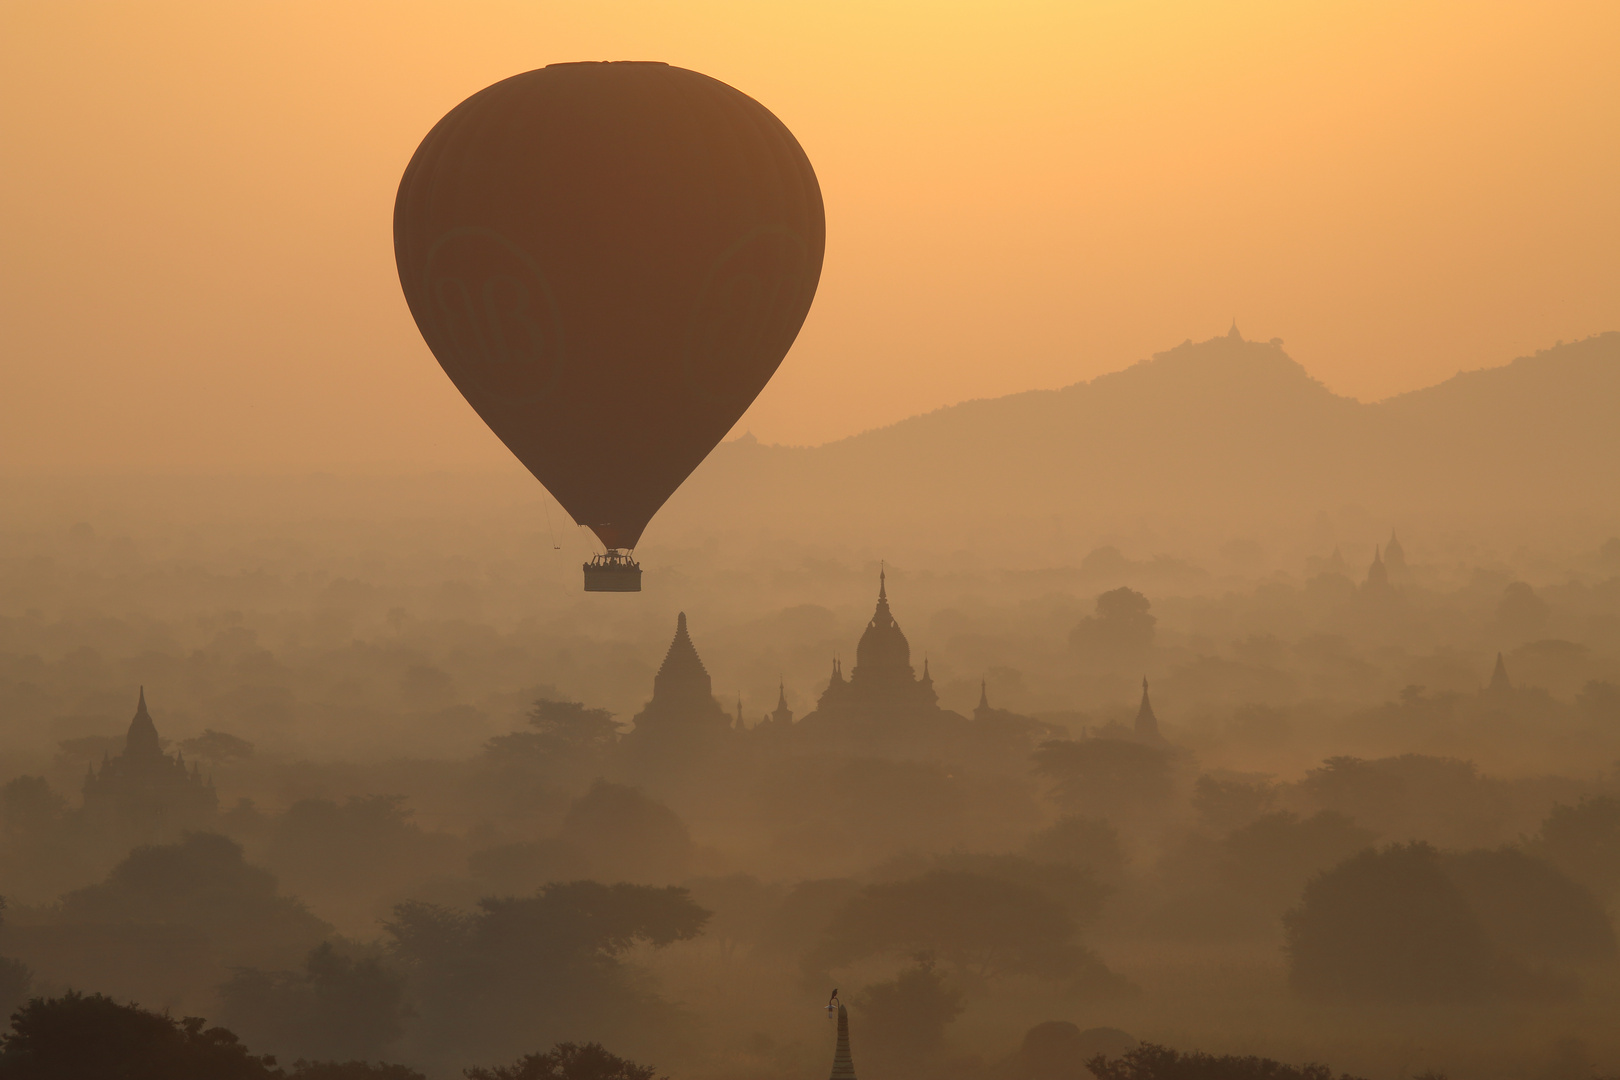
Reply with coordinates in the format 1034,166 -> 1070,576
1033,738 -> 1174,817
385,883 -> 708,1067
1532,796 -> 1620,898
0,991 -> 278,1079
467,839 -> 591,897
1069,588 -> 1155,661
754,755 -> 968,867
1284,842 -> 1493,1002
265,796 -> 457,929
817,869 -> 1122,992
528,700 -> 621,753
1496,582 -> 1550,638
0,778 -> 77,899
178,729 -> 256,766
1002,1022 -> 1135,1080
906,853 -> 1110,925
218,942 -> 410,1062
680,874 -> 784,956
557,781 -> 692,884
286,1063 -> 425,1080
1443,847 -> 1616,966
1087,1042 -> 1366,1080
1192,774 -> 1279,833
59,832 -> 330,970
0,900 -> 30,1016
1024,816 -> 1127,878
1576,680 -> 1620,723
1218,811 -> 1374,909
854,953 -> 964,1071
0,779 -> 67,838
463,1041 -> 663,1080
1297,754 -> 1499,847
484,700 -> 620,772
757,878 -> 862,957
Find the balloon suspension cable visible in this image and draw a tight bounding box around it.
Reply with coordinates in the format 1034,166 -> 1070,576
542,497 -> 561,551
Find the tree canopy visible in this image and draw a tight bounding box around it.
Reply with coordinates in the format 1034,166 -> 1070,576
0,991 -> 278,1080
1285,842 -> 1494,1002
1088,1042 -> 1366,1080
384,883 -> 708,1067
463,1042 -> 663,1080
816,868 -> 1121,993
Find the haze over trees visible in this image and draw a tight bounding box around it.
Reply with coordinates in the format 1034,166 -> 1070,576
2,331 -> 1620,1077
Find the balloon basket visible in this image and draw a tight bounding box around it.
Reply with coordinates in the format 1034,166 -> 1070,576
583,551 -> 642,592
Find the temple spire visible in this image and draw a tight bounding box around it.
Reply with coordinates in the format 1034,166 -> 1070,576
1365,545 -> 1389,590
1135,677 -> 1160,741
1228,319 -> 1242,340
879,562 -> 887,602
124,686 -> 163,759
771,678 -> 794,725
829,1003 -> 857,1080
978,679 -> 989,711
1489,652 -> 1512,693
652,611 -> 712,703
1384,530 -> 1409,580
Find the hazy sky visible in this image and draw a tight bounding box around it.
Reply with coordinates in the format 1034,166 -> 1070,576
2,1 -> 1616,470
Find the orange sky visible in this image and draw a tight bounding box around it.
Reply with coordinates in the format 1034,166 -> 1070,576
1,1 -> 1616,470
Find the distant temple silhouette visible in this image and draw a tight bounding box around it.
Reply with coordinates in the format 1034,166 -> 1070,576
1364,545 -> 1390,592
82,688 -> 216,842
1085,677 -> 1166,745
1384,530 -> 1411,583
622,612 -> 733,759
1135,678 -> 1160,741
766,679 -> 793,727
1488,652 -> 1513,694
808,569 -> 942,723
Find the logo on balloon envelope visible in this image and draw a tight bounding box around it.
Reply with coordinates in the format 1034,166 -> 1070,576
422,228 -> 563,404
683,226 -> 814,407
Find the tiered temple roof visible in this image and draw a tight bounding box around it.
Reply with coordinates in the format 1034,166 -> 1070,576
83,688 -> 217,842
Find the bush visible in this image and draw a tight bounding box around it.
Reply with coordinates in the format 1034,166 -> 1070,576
1284,843 -> 1493,1002
464,1042 -> 663,1080
1088,1042 -> 1366,1080
0,991 -> 277,1079
218,942 -> 410,1062
854,954 -> 965,1068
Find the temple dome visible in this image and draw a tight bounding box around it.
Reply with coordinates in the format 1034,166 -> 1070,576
853,570 -> 912,682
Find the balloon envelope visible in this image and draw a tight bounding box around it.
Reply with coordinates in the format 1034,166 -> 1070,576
394,62 -> 825,550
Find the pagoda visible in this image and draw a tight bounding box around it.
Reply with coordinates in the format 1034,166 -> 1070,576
82,688 -> 217,843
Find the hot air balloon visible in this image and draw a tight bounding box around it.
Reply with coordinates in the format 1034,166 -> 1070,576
394,62 -> 825,591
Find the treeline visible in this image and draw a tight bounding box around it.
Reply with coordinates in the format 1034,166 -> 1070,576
0,990 -> 661,1079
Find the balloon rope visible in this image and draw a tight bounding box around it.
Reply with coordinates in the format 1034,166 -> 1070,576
541,497 -> 561,551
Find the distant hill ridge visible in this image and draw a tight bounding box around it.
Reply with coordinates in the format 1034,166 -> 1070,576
660,331 -> 1620,546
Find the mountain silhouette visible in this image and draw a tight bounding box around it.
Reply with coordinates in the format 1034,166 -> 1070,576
660,331 -> 1620,552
